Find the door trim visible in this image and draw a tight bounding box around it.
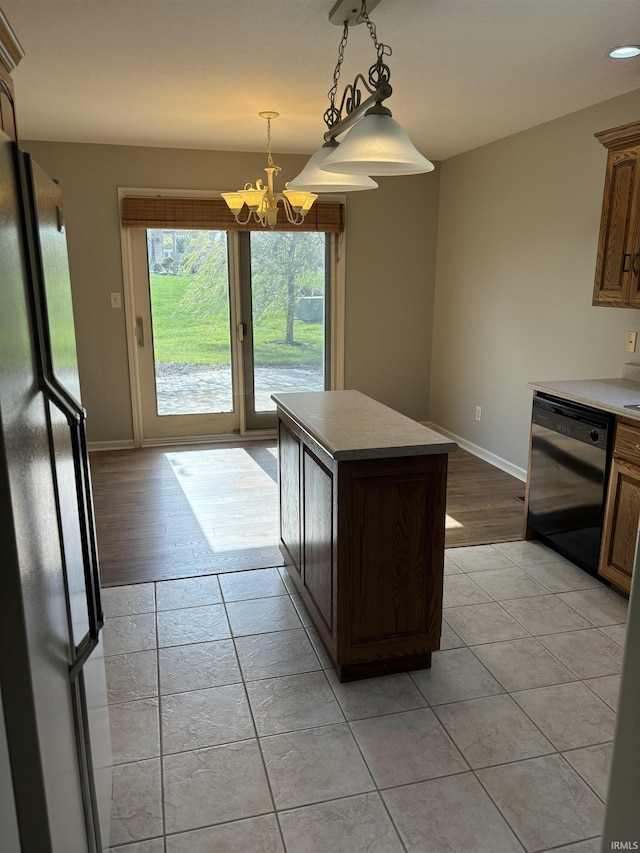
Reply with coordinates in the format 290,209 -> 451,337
118,186 -> 345,447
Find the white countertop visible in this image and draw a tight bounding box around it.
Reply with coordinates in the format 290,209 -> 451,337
271,390 -> 458,460
528,376 -> 640,421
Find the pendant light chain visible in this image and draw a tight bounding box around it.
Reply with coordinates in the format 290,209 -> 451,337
286,0 -> 434,189
265,117 -> 281,175
360,0 -> 392,64
324,0 -> 393,132
325,22 -> 350,129
359,0 -> 392,88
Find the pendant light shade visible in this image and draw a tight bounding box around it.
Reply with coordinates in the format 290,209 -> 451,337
320,112 -> 434,176
287,142 -> 378,193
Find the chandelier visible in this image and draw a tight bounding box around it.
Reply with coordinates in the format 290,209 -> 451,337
288,0 -> 434,193
221,111 -> 317,228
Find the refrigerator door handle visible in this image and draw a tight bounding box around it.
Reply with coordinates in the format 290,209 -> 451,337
37,321 -> 104,655
16,147 -> 104,657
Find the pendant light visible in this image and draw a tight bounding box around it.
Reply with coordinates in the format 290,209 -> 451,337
289,0 -> 433,191
286,140 -> 378,192
321,109 -> 434,176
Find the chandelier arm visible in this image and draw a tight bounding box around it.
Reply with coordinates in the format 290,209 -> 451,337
276,194 -> 305,225
233,208 -> 254,226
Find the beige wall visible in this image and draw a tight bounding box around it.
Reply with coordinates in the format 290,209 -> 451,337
429,89 -> 640,475
29,88 -> 636,460
21,141 -> 440,443
345,173 -> 440,417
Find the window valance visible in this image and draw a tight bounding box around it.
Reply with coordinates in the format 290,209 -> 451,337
121,196 -> 344,233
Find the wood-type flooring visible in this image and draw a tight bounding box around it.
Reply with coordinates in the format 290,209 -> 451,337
90,441 -> 525,587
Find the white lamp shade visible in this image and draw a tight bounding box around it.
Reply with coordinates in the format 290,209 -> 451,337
239,187 -> 266,211
283,188 -> 318,213
221,191 -> 245,215
320,113 -> 435,176
287,144 -> 378,192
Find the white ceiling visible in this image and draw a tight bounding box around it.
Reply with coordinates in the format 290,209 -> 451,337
2,0 -> 639,161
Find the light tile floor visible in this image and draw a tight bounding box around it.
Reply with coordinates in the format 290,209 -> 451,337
103,541 -> 628,852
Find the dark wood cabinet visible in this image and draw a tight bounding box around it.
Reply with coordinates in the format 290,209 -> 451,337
592,121 -> 640,307
302,444 -> 334,632
0,11 -> 24,142
278,421 -> 302,572
277,405 -> 450,681
599,421 -> 640,595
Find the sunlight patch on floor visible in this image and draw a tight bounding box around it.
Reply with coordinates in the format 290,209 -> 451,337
164,446 -> 279,552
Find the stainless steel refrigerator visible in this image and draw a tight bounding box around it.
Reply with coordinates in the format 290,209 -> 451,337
0,129 -> 112,851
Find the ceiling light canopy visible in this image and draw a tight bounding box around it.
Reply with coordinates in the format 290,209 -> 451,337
288,0 -> 434,194
222,112 -> 317,228
609,45 -> 640,58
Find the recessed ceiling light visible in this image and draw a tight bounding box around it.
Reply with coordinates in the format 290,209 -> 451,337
609,45 -> 640,59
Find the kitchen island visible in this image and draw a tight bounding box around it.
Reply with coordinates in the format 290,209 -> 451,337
272,390 -> 457,681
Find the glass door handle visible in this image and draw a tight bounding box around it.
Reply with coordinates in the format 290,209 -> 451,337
136,316 -> 145,346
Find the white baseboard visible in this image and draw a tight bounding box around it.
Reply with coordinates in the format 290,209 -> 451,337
141,431 -> 277,448
88,433 -> 278,452
423,422 -> 527,482
87,440 -> 136,452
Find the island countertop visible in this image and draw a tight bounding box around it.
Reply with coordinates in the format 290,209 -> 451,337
271,390 -> 457,461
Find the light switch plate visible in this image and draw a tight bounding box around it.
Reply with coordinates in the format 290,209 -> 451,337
110,292 -> 122,309
625,331 -> 637,353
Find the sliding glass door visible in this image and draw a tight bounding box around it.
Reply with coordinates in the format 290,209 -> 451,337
130,227 -> 330,441
239,230 -> 328,430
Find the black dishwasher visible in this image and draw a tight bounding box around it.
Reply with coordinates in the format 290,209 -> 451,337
527,395 -> 614,577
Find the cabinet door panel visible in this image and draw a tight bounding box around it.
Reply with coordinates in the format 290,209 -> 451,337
278,422 -> 301,570
598,152 -> 635,294
0,88 -> 17,141
349,473 -> 431,644
593,129 -> 640,307
599,457 -> 640,594
303,449 -> 333,631
611,422 -> 640,467
628,176 -> 640,304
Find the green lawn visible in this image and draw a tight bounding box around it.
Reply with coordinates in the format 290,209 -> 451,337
149,274 -> 323,368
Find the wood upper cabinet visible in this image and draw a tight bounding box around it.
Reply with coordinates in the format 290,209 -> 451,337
593,121 -> 640,307
599,421 -> 640,595
0,11 -> 25,142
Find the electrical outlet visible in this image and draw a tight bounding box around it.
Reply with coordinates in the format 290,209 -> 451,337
475,406 -> 482,422
110,292 -> 122,309
626,331 -> 637,353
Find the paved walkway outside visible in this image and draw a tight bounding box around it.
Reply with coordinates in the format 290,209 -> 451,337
155,364 -> 323,415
